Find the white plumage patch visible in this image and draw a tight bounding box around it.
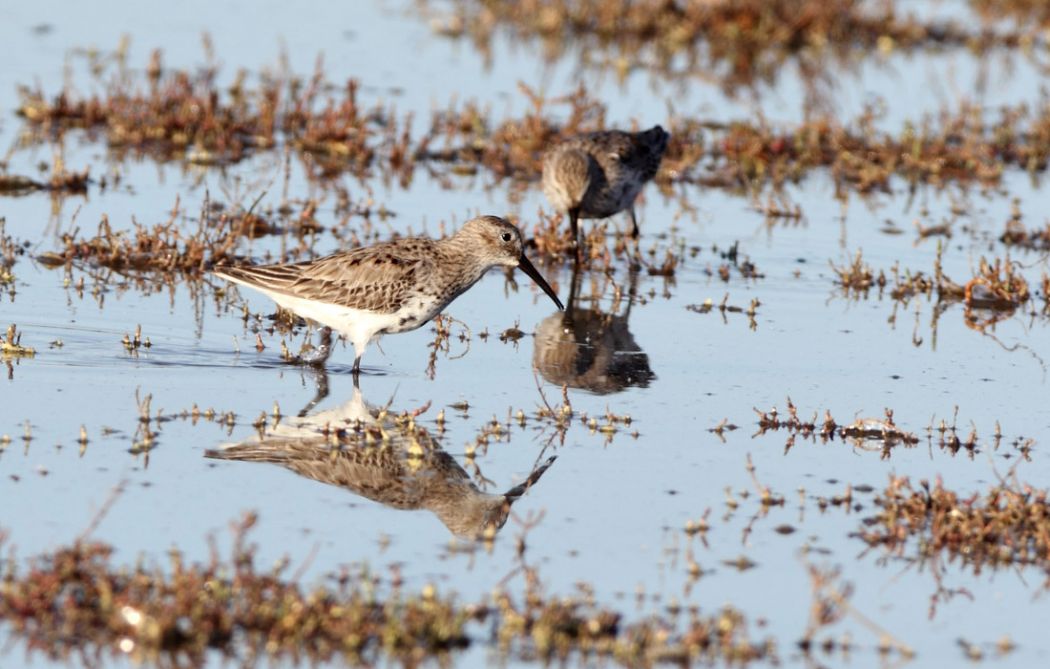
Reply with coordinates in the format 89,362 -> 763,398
227,279 -> 410,359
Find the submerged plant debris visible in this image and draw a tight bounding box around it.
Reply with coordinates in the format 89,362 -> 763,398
753,398 -> 919,456
4,3 -> 1050,667
0,515 -> 775,667
830,243 -> 1047,336
420,0 -> 1040,98
14,47 -> 1050,201
857,474 -> 1050,584
1,324 -> 36,358
0,168 -> 90,196
34,192 -> 390,278
0,219 -> 23,288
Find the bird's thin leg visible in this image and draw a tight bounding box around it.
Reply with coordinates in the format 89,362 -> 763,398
569,206 -> 584,265
567,262 -> 583,310
352,354 -> 362,378
617,204 -> 642,270
626,204 -> 643,270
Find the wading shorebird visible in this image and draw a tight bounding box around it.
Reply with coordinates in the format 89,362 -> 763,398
542,125 -> 669,259
215,215 -> 563,375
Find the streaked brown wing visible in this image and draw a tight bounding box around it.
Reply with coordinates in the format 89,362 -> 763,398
216,239 -> 436,313
568,130 -> 631,162
573,130 -> 664,175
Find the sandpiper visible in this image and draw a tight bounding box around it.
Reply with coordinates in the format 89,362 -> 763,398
215,215 -> 563,374
542,125 -> 669,258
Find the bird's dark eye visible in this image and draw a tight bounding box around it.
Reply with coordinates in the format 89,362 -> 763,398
501,232 -> 512,242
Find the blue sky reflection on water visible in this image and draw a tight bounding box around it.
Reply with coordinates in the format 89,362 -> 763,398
2,2 -> 1050,667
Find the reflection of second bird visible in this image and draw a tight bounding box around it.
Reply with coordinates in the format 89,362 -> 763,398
215,215 -> 563,375
533,267 -> 654,394
205,387 -> 556,538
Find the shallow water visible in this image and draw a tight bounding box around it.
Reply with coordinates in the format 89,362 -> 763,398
3,1 -> 1050,667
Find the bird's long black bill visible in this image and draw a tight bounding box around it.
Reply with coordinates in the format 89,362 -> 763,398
517,254 -> 564,310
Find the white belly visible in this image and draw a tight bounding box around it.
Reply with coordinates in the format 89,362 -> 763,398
253,287 -> 406,357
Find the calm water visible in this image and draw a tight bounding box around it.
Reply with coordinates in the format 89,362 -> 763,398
2,1 -> 1049,667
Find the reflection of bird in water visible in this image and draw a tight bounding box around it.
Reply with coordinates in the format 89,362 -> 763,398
533,267 -> 654,394
205,384 -> 555,538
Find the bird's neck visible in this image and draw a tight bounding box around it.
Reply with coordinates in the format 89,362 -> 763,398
434,234 -> 491,288
556,148 -> 593,206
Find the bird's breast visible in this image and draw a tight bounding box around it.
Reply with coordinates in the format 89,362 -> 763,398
384,295 -> 443,334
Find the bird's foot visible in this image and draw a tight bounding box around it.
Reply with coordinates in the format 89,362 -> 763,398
628,244 -> 644,273
297,343 -> 331,366
293,327 -> 333,367
620,229 -> 643,270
